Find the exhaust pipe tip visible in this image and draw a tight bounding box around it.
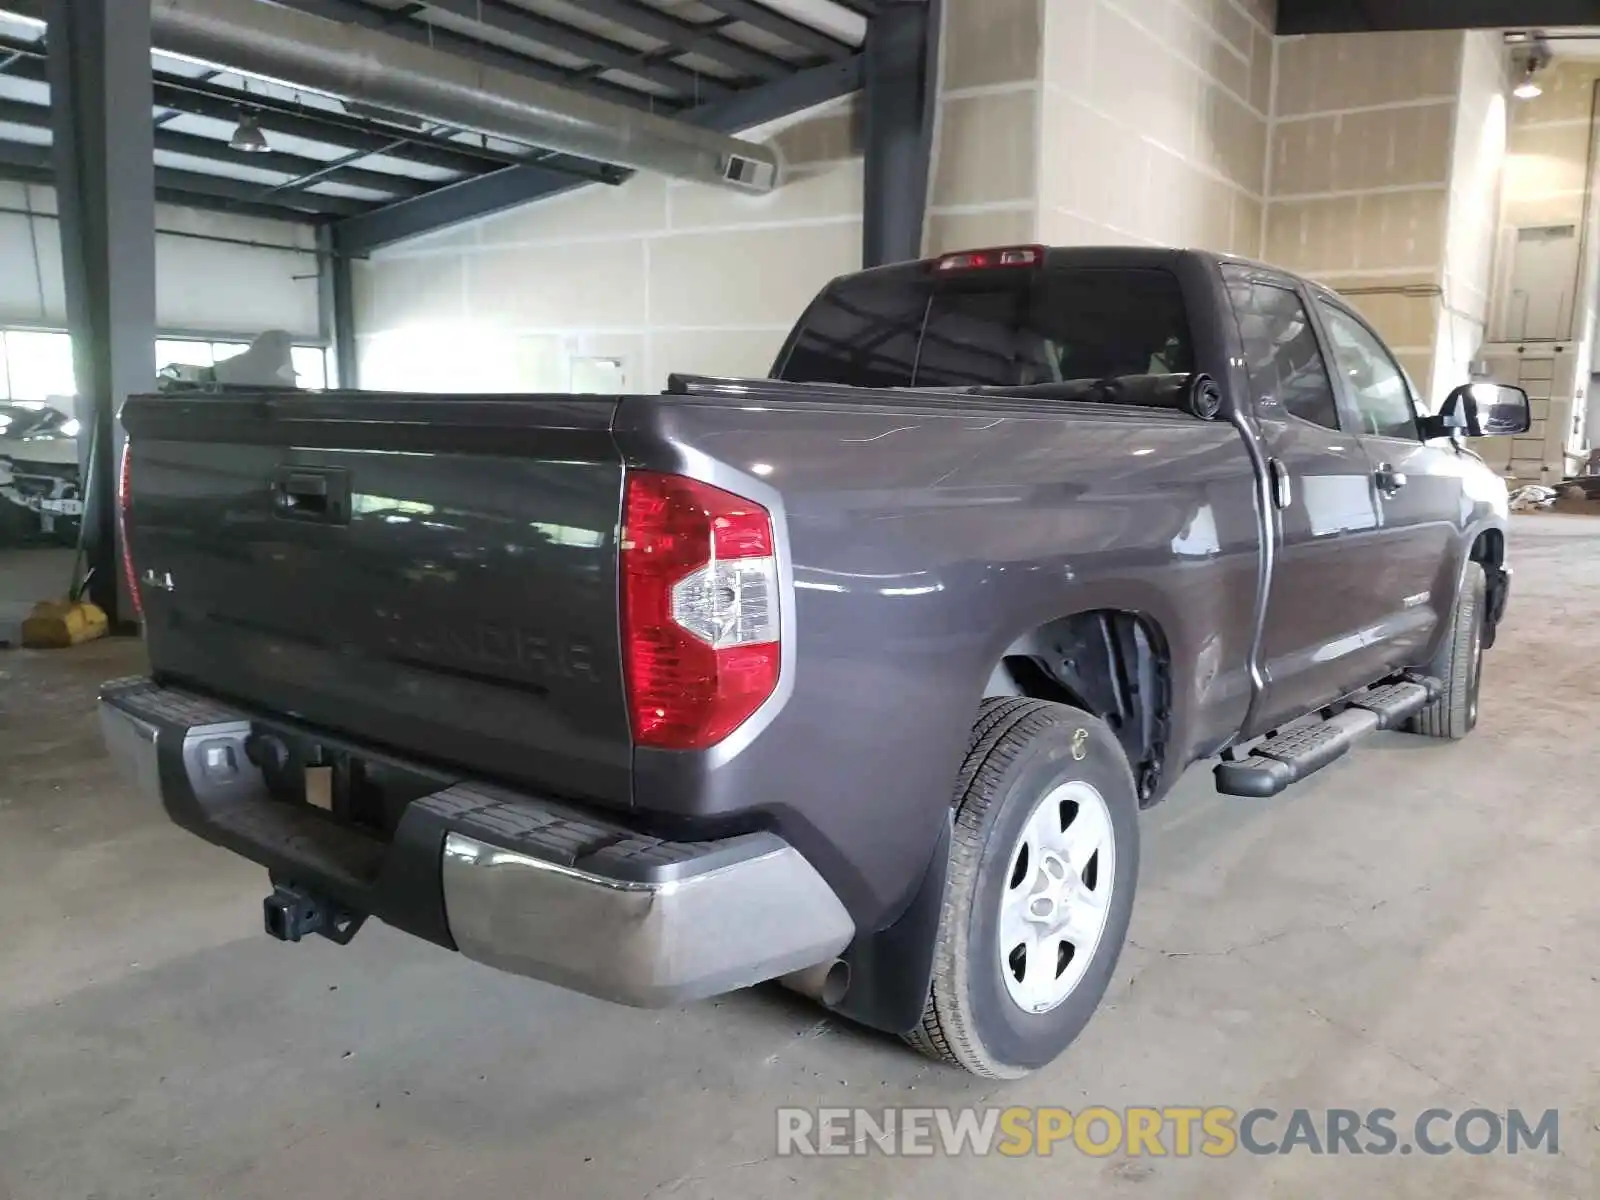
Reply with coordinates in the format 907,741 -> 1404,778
779,958 -> 850,1007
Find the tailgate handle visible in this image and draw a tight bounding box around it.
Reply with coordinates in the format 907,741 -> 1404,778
273,468 -> 351,524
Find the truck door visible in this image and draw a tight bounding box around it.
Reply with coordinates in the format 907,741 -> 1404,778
1312,298 -> 1462,673
1223,268 -> 1398,735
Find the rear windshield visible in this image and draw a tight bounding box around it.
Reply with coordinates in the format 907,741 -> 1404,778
774,266 -> 1193,389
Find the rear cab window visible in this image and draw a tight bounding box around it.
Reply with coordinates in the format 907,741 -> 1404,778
774,263 -> 1194,390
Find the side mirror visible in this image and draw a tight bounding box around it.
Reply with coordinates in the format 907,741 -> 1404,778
1426,383 -> 1532,438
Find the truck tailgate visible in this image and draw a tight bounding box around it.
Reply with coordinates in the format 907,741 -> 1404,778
120,391 -> 631,807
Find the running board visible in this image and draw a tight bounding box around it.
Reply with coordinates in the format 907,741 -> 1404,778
1215,678 -> 1440,799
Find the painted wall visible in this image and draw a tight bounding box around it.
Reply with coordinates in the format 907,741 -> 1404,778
0,182 -> 322,339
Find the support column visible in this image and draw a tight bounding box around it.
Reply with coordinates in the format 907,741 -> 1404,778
45,0 -> 156,626
320,225 -> 359,388
862,0 -> 941,267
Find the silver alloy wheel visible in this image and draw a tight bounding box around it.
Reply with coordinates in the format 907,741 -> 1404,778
997,779 -> 1117,1015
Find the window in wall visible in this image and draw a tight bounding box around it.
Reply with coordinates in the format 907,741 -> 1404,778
290,346 -> 328,390
1226,276 -> 1342,431
4,330 -> 76,401
13,330 -> 330,393
1315,302 -> 1419,441
156,339 -> 214,369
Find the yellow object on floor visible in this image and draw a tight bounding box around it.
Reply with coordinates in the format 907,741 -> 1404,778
21,600 -> 109,649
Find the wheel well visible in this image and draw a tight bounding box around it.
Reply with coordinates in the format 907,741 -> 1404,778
1471,529 -> 1507,648
984,610 -> 1173,806
1471,529 -> 1504,569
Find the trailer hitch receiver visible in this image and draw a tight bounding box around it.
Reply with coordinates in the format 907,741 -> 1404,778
263,884 -> 367,946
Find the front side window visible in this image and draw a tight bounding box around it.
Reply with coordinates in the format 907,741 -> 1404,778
1224,272 -> 1341,430
1316,302 -> 1418,440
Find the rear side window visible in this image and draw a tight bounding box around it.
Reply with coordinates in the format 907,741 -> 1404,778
1227,275 -> 1342,430
775,267 -> 1193,389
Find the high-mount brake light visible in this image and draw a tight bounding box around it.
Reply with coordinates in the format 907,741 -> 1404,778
934,245 -> 1045,272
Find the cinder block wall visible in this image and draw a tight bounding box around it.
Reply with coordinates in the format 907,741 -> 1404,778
928,0 -> 1275,255
354,0 -> 1281,392
353,98 -> 864,394
1264,32 -> 1468,397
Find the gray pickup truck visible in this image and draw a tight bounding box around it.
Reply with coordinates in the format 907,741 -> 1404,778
102,246 -> 1530,1079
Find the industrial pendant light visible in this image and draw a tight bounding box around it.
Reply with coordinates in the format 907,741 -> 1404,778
1511,35 -> 1552,100
230,111 -> 271,153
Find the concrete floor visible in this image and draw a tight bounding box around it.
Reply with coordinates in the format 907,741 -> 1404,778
1,515 -> 1596,1199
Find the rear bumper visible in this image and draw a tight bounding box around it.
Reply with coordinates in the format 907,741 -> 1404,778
99,677 -> 853,1006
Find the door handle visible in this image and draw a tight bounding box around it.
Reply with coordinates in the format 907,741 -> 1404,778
272,467 -> 351,524
1374,464 -> 1408,495
1268,458 -> 1292,509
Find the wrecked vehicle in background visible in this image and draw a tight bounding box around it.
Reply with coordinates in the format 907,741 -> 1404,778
0,401 -> 81,545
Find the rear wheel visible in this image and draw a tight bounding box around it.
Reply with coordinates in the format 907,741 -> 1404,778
1407,562 -> 1485,740
905,698 -> 1139,1078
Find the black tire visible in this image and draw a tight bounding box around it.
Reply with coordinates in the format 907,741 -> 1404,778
905,698 -> 1140,1078
1407,562 -> 1485,739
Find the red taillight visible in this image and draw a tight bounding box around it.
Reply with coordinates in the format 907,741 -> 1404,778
934,244 -> 1044,272
621,471 -> 780,750
117,439 -> 143,621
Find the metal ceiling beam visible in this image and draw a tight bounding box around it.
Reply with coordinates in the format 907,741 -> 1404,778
0,39 -> 511,175
1276,0 -> 1600,32
695,0 -> 856,58
0,155 -> 330,222
156,128 -> 431,198
269,0 -> 675,111
146,73 -> 521,171
574,0 -> 794,80
330,157 -> 611,257
420,0 -> 730,99
0,140 -> 371,215
333,51 -> 864,254
0,96 -> 431,198
151,0 -> 779,194
862,0 -> 938,267
690,51 -> 861,133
